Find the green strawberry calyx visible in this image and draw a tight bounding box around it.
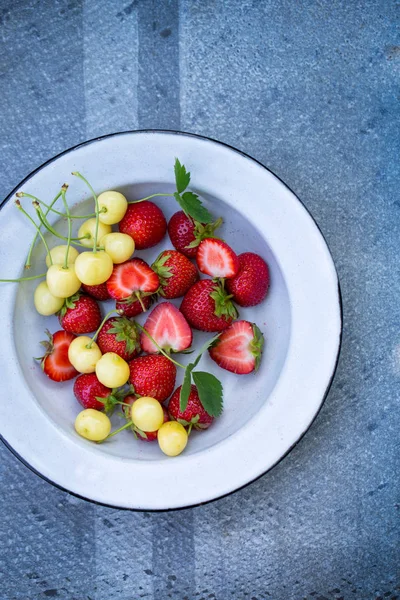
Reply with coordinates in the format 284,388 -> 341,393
250,324 -> 264,371
185,217 -> 223,250
151,252 -> 173,293
106,316 -> 141,356
210,282 -> 238,321
59,292 -> 81,317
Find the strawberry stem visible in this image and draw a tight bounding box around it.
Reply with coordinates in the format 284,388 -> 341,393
15,200 -> 53,265
87,309 -> 120,348
128,193 -> 174,204
136,324 -> 186,369
60,184 -> 72,269
135,292 -> 146,312
72,172 -> 100,252
103,420 -> 133,441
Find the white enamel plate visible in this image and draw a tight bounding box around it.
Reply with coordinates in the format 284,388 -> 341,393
0,131 -> 341,510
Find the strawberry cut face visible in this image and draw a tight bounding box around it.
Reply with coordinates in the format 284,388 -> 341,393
106,258 -> 160,300
140,302 -> 192,353
196,239 -> 239,279
209,320 -> 264,374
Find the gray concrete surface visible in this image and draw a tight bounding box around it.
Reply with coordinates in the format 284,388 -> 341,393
0,0 -> 399,598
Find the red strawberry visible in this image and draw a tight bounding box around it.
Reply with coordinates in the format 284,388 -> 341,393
116,295 -> 152,317
151,250 -> 198,298
58,293 -> 102,334
196,238 -> 239,279
37,330 -> 78,382
119,201 -> 167,249
168,211 -> 222,258
129,355 -> 176,402
97,316 -> 141,361
106,258 -> 159,303
180,279 -> 238,332
225,252 -> 270,307
168,385 -> 214,430
140,302 -> 192,354
123,395 -> 169,442
81,282 -> 111,301
73,373 -> 111,411
209,320 -> 264,374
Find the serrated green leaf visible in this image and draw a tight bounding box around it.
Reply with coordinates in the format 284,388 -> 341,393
192,371 -> 223,417
174,158 -> 191,194
181,192 -> 213,224
179,364 -> 194,412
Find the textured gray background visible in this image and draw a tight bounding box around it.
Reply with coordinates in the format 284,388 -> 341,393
0,0 -> 399,598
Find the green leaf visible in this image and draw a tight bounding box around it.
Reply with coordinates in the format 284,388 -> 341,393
181,192 -> 213,224
174,158 -> 191,194
192,371 -> 223,417
179,364 -> 194,412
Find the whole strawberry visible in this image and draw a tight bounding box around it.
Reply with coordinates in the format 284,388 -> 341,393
168,211 -> 222,258
209,320 -> 264,374
73,373 -> 111,411
119,201 -> 167,249
129,355 -> 176,402
168,385 -> 214,430
97,316 -> 141,361
152,249 -> 198,298
81,282 -> 111,301
58,293 -> 102,334
37,330 -> 78,382
180,279 -> 238,332
226,252 -> 270,307
123,395 -> 169,442
116,295 -> 152,317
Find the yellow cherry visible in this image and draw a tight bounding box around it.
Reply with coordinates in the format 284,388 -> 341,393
97,191 -> 128,225
34,281 -> 65,316
131,397 -> 164,432
45,245 -> 79,268
157,421 -> 188,457
68,336 -> 102,373
100,233 -> 135,264
78,218 -> 112,248
74,251 -> 113,285
75,409 -> 111,441
95,352 -> 130,388
46,264 -> 81,298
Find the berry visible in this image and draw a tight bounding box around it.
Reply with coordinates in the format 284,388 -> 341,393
209,320 -> 264,374
75,409 -> 111,442
167,211 -> 222,258
141,302 -> 192,354
116,295 -> 152,317
158,421 -> 188,456
196,238 -> 239,279
68,336 -> 102,374
46,245 -> 79,268
100,232 -> 135,264
97,316 -> 141,361
34,281 -> 64,316
123,395 -> 169,442
130,396 -> 165,432
95,352 -> 130,388
74,251 -> 113,286
180,279 -> 237,332
129,355 -> 176,402
37,329 -> 78,382
73,373 -> 111,411
119,201 -> 167,250
168,385 -> 214,429
97,190 -> 128,225
152,249 -> 198,298
46,264 -> 81,298
58,293 -> 101,334
106,258 -> 159,301
81,282 -> 111,301
78,218 -> 112,248
225,252 -> 270,307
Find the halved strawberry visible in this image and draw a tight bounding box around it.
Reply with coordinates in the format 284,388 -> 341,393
37,330 -> 79,382
196,238 -> 239,279
106,258 -> 159,302
209,320 -> 264,374
140,302 -> 192,353
81,282 -> 111,301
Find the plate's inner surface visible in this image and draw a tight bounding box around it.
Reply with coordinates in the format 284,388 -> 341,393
13,181 -> 291,460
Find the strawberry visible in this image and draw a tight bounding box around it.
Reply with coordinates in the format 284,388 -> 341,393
123,395 -> 169,442
129,355 -> 176,402
209,320 -> 264,374
168,211 -> 222,258
119,201 -> 167,249
196,238 -> 239,279
37,330 -> 78,382
106,258 -> 159,303
97,316 -> 141,361
168,385 -> 214,429
81,282 -> 111,301
151,249 -> 198,298
58,293 -> 102,334
140,302 -> 192,354
116,295 -> 152,317
73,373 -> 111,411
225,252 -> 270,307
180,279 -> 238,332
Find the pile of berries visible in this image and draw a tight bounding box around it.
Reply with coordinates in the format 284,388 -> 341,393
7,161 -> 270,457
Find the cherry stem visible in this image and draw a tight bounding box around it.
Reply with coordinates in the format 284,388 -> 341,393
60,185 -> 72,269
104,420 -> 133,440
135,291 -> 147,312
37,200 -> 99,219
128,193 -> 174,204
0,273 -> 46,282
136,324 -> 186,369
15,200 -> 53,265
187,423 -> 193,436
34,203 -> 101,248
87,309 -> 119,348
72,172 -> 100,252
